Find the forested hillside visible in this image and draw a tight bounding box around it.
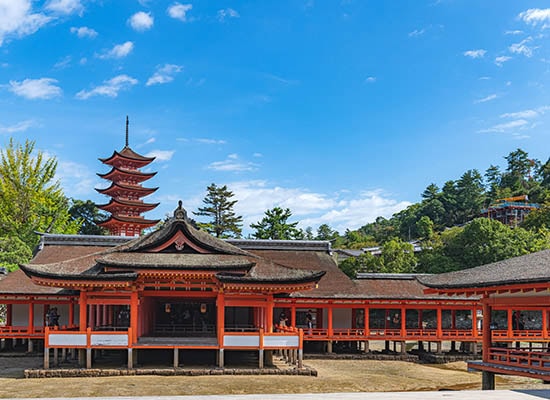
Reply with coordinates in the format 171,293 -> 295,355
337,149 -> 550,277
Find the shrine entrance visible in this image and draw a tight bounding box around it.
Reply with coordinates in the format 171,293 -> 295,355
152,299 -> 216,337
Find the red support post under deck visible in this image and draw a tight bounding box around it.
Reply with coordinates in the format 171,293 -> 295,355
482,301 -> 492,363
266,295 -> 274,333
327,306 -> 333,337
216,292 -> 225,345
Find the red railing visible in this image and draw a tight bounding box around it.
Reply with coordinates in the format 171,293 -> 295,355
487,347 -> 550,372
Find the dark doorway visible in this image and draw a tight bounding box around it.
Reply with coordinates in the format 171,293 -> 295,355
154,300 -> 216,337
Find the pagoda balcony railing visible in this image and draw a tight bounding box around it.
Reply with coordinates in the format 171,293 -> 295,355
492,329 -> 544,340
486,347 -> 550,373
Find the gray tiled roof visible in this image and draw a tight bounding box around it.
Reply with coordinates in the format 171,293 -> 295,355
418,249 -> 550,289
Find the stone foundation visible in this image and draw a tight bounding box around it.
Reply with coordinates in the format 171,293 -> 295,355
24,366 -> 317,378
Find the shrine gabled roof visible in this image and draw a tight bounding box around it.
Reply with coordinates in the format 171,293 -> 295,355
418,249 -> 550,290
99,146 -> 155,165
96,253 -> 255,271
13,203 -> 324,289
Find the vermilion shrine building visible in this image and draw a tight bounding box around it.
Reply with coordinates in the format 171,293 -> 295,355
0,127 -> 548,388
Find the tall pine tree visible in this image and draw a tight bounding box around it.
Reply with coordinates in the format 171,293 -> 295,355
193,183 -> 243,238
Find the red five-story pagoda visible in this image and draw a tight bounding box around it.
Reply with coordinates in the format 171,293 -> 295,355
96,117 -> 160,236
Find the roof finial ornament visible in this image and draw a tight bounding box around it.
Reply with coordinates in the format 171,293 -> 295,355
174,200 -> 188,220
125,116 -> 129,147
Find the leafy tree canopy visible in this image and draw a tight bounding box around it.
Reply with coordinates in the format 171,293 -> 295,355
0,138 -> 80,249
69,199 -> 109,235
250,207 -> 302,240
193,183 -> 243,238
0,236 -> 32,272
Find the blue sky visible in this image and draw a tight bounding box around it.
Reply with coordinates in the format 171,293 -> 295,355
1,1 -> 550,236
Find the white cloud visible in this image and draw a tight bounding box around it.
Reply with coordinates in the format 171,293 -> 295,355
56,159 -> 98,197
7,78 -> 62,99
500,110 -> 539,119
216,181 -> 411,234
479,119 -> 529,133
518,8 -> 550,27
408,28 -> 425,37
474,94 -> 498,104
167,3 -> 192,22
128,11 -> 154,31
75,74 -> 138,99
98,41 -> 134,59
146,64 -> 183,86
509,37 -> 535,57
0,0 -> 51,46
45,0 -> 84,15
0,119 -> 35,134
207,154 -> 258,172
195,138 -> 226,145
494,56 -> 512,66
505,30 -> 524,35
145,138 -> 156,144
365,76 -> 376,83
463,49 -> 486,58
53,55 -> 71,69
70,26 -> 97,38
145,149 -> 175,161
217,8 -> 239,22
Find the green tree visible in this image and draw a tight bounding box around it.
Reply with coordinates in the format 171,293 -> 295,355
0,138 -> 80,248
250,207 -> 301,240
316,223 -> 339,241
455,169 -> 485,224
447,218 -> 547,268
193,183 -> 243,238
416,216 -> 434,239
522,203 -> 550,232
378,238 -> 417,273
69,199 -> 108,235
0,236 -> 32,272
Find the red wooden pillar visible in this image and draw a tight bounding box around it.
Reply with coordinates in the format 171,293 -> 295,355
482,300 -> 491,363
327,306 -> 333,337
79,291 -> 87,330
130,291 -> 139,344
401,307 -> 406,337
418,310 -> 423,330
290,305 -> 296,327
507,309 -> 513,338
266,295 -> 274,333
102,305 -> 107,327
436,308 -> 442,338
451,310 -> 456,330
28,301 -> 34,333
543,309 -> 548,339
472,306 -> 478,338
69,302 -> 74,328
363,306 -> 369,337
6,304 -> 12,326
216,291 -> 225,344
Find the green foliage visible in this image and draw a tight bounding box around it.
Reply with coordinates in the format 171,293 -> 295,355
378,238 -> 417,273
0,138 -> 80,248
69,199 -> 109,235
522,203 -> 550,231
0,235 -> 32,272
316,224 -> 339,241
250,207 -> 301,240
193,183 -> 243,238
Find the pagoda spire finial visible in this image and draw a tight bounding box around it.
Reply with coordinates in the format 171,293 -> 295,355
125,116 -> 129,147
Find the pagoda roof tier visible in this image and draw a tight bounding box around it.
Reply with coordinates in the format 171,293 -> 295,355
99,146 -> 155,168
97,215 -> 160,229
96,181 -> 158,197
98,166 -> 157,183
96,198 -> 159,213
